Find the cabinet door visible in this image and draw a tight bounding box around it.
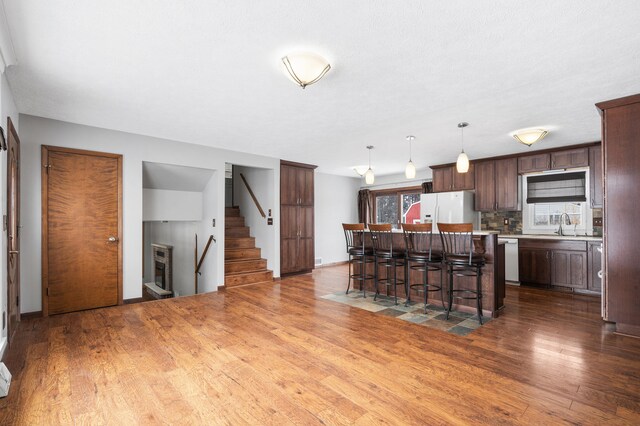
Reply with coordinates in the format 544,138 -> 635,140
551,250 -> 587,288
298,206 -> 315,271
432,167 -> 453,192
518,153 -> 550,173
452,163 -> 475,190
280,205 -> 299,274
551,148 -> 589,169
474,161 -> 496,211
589,146 -> 603,208
587,242 -> 602,292
298,167 -> 314,206
280,165 -> 299,205
495,158 -> 519,211
519,248 -> 551,284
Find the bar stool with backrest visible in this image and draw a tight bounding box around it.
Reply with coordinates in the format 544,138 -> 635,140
438,223 -> 486,324
402,223 -> 445,313
369,223 -> 406,305
342,223 -> 375,297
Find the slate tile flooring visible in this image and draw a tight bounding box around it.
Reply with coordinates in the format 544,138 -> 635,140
321,290 -> 491,336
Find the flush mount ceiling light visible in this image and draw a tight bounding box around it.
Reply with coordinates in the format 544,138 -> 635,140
405,135 -> 416,179
281,52 -> 331,89
364,145 -> 375,185
512,128 -> 548,146
456,122 -> 470,173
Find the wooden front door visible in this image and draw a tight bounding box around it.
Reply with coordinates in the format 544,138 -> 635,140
6,118 -> 20,343
42,146 -> 122,315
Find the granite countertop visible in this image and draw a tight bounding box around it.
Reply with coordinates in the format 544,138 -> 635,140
497,233 -> 603,242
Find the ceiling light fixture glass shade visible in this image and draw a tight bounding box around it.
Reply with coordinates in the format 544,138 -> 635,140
365,145 -> 375,185
456,122 -> 470,173
281,52 -> 331,89
513,129 -> 548,146
405,135 -> 416,179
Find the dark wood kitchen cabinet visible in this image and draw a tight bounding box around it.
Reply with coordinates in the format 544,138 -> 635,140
597,94 -> 640,335
519,239 -> 587,289
550,147 -> 589,169
280,161 -> 316,275
518,153 -> 550,173
431,164 -> 474,192
589,146 -> 603,208
518,248 -> 551,285
474,158 -> 518,211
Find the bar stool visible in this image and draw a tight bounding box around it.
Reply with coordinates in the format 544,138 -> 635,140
402,223 -> 445,313
438,223 -> 486,324
342,223 -> 375,297
369,223 -> 406,305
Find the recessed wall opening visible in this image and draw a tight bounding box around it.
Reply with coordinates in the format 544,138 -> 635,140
142,162 -> 218,299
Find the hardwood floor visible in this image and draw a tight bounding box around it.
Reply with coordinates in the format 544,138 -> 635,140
1,264 -> 639,424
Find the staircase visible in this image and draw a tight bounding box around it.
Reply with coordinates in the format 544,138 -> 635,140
224,207 -> 273,288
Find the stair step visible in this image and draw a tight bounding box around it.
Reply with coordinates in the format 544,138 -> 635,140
225,247 -> 261,260
225,270 -> 273,287
225,258 -> 268,274
225,217 -> 245,227
225,207 -> 241,217
225,237 -> 256,249
226,227 -> 250,237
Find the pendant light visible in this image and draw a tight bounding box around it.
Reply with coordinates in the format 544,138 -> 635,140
405,135 -> 416,179
365,145 -> 375,185
456,122 -> 470,173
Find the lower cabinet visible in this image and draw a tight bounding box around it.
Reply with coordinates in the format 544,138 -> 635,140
519,239 -> 589,289
587,242 -> 602,292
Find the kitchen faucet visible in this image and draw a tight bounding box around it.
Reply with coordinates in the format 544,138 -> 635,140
556,213 -> 572,236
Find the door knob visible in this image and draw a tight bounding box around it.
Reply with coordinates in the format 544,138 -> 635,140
108,236 -> 119,243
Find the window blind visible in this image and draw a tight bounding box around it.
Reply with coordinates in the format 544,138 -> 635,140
526,171 -> 586,204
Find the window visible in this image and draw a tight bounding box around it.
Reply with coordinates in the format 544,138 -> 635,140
525,201 -> 590,234
374,188 -> 422,228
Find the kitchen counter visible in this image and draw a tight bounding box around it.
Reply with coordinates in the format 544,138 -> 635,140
498,234 -> 602,242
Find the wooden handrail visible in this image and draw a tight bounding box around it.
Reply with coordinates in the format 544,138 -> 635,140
194,234 -> 216,294
239,173 -> 266,218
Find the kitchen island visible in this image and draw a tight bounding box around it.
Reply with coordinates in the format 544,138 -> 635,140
356,230 -> 505,318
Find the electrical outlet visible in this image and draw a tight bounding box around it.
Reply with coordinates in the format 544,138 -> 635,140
212,219 -> 215,227
503,218 -> 509,225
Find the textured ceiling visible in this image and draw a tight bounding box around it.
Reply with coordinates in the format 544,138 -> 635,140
4,1 -> 640,176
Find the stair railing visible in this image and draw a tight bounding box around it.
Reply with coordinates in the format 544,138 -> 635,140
194,234 -> 216,294
239,173 -> 266,218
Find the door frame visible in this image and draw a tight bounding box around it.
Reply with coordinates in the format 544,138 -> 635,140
6,117 -> 20,344
41,145 -> 123,316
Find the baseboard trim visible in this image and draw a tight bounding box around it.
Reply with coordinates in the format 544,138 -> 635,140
123,297 -> 144,305
615,322 -> 640,338
21,311 -> 43,320
316,261 -> 348,268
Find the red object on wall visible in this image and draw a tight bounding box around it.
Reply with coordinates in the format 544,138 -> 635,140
404,202 -> 421,224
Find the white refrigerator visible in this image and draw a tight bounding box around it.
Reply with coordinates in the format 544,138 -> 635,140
420,191 -> 479,232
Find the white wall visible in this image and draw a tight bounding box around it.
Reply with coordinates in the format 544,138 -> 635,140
359,170 -> 432,191
143,189 -> 203,221
232,166 -> 276,273
198,172 -> 218,293
314,173 -> 361,266
0,72 -> 18,359
19,114 -> 280,314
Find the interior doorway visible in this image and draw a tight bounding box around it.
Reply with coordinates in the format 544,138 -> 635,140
42,146 -> 123,315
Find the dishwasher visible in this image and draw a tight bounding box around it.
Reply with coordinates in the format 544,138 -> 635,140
498,237 -> 519,283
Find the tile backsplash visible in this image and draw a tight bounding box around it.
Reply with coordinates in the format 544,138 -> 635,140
481,211 -> 523,234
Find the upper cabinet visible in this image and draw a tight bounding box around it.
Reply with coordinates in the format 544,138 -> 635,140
474,158 -> 518,211
589,146 -> 603,208
550,147 -> 589,169
518,153 -> 550,174
431,164 -> 474,192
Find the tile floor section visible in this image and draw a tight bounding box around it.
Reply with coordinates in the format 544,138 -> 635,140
321,290 -> 491,336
